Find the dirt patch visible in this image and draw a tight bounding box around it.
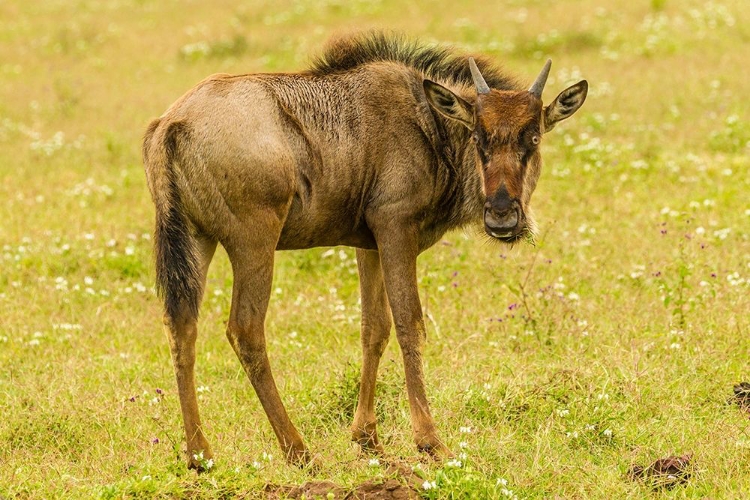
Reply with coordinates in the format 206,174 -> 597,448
628,453 -> 693,490
729,382 -> 750,417
266,463 -> 422,499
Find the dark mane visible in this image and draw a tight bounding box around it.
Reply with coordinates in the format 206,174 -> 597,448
309,32 -> 519,90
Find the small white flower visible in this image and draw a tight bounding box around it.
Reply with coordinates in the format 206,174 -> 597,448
84,276 -> 94,285
603,428 -> 613,437
196,385 -> 210,393
445,459 -> 462,468
557,408 -> 570,417
141,475 -> 151,481
422,480 -> 437,490
459,441 -> 468,449
124,246 -> 135,256
368,458 -> 380,467
459,426 -> 472,433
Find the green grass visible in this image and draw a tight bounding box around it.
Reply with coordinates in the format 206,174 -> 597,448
1,0 -> 749,498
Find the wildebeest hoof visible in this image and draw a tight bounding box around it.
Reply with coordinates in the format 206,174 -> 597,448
286,446 -> 319,471
417,441 -> 453,461
352,424 -> 385,455
187,449 -> 215,473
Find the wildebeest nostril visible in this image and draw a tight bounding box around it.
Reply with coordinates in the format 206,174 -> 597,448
484,207 -> 518,231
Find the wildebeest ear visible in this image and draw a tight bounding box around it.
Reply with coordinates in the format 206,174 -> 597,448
423,79 -> 474,129
543,80 -> 588,133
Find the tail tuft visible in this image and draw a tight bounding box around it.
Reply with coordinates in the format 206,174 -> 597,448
145,121 -> 202,321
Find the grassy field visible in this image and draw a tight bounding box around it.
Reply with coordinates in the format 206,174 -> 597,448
1,0 -> 749,497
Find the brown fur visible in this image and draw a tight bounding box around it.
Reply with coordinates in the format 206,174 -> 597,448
143,32 -> 586,469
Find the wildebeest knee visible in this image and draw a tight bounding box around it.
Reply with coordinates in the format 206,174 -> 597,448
226,320 -> 268,378
394,327 -> 425,358
362,318 -> 391,354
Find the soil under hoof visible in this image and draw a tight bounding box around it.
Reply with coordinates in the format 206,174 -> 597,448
266,463 -> 422,499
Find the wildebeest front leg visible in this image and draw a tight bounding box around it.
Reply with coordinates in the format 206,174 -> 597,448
351,248 -> 392,454
223,227 -> 309,466
377,230 -> 452,458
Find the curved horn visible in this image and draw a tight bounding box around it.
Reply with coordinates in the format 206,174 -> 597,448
468,57 -> 490,95
529,59 -> 552,98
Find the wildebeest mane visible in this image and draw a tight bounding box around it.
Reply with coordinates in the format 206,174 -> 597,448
309,32 -> 519,91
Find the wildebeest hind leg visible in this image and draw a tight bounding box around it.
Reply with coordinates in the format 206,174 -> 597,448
164,235 -> 217,471
351,249 -> 392,454
223,216 -> 310,466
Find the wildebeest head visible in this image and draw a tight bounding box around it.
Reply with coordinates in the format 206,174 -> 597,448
423,59 -> 588,243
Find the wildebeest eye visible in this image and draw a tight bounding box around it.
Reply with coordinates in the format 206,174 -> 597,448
471,132 -> 479,143
531,135 -> 540,145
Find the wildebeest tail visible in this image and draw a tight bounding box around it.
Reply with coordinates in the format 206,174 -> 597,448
143,119 -> 202,322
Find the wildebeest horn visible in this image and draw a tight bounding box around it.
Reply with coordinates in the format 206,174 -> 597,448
529,59 -> 552,98
468,57 -> 490,95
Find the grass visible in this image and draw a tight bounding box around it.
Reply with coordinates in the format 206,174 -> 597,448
0,0 -> 748,497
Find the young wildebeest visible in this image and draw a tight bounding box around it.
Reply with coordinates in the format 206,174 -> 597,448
143,33 -> 587,470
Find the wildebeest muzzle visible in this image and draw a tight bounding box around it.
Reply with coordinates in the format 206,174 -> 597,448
484,189 -> 523,241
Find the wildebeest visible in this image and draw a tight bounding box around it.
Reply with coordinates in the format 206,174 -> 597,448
143,32 -> 587,470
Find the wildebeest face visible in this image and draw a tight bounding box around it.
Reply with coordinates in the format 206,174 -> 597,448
424,59 -> 588,243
